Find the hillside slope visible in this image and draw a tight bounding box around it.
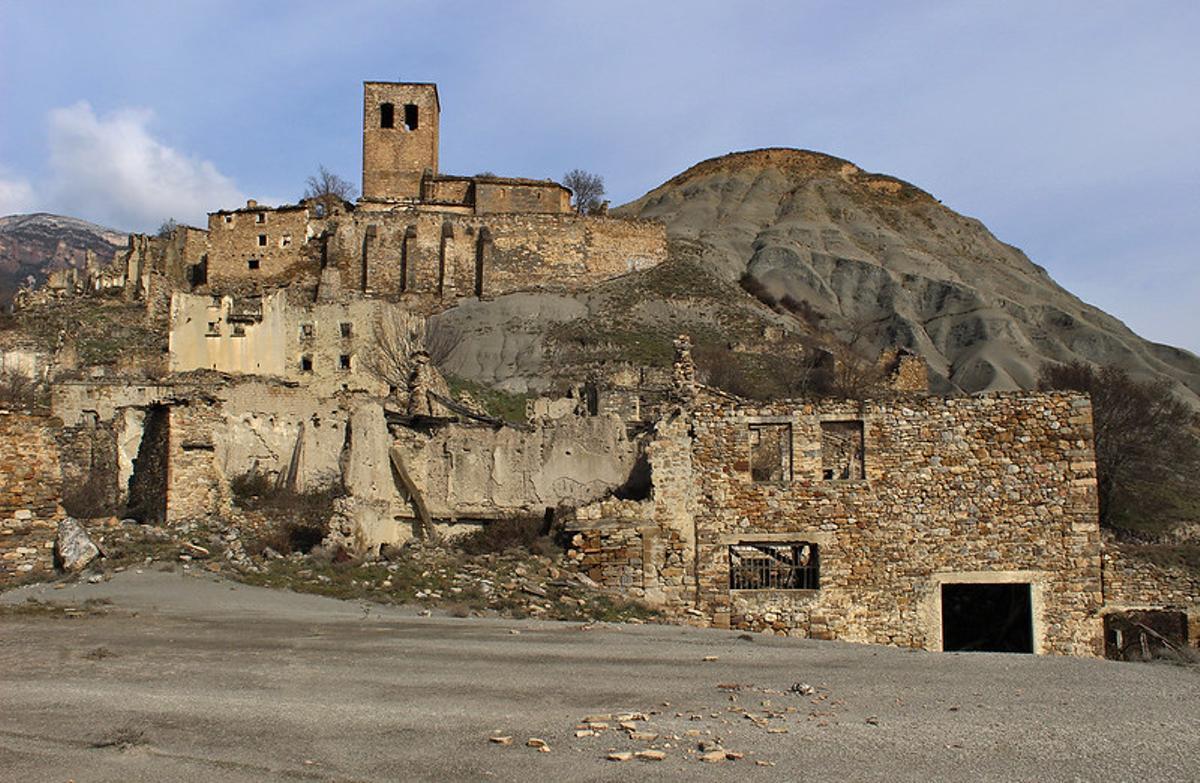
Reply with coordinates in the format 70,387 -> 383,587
0,213 -> 127,305
615,148 -> 1200,404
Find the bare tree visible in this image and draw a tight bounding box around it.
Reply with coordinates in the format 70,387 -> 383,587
361,310 -> 422,393
1039,361 -> 1200,529
156,218 -> 178,238
303,165 -> 357,214
562,169 -> 605,215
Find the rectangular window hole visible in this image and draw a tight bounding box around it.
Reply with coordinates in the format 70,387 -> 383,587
820,420 -> 864,481
380,102 -> 394,128
300,355 -> 313,373
730,543 -> 818,590
340,322 -> 352,338
247,258 -> 260,270
300,323 -> 314,339
339,354 -> 351,371
749,423 -> 791,482
404,103 -> 419,131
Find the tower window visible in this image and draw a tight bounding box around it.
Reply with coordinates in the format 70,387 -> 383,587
380,102 -> 394,128
255,212 -> 266,224
340,322 -> 352,338
404,103 -> 419,131
339,354 -> 351,371
247,258 -> 260,270
300,355 -> 313,373
258,234 -> 267,247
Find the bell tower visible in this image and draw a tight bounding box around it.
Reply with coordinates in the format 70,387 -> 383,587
362,81 -> 439,201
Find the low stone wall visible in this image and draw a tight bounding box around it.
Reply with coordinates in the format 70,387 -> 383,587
0,413 -> 64,582
1102,534 -> 1200,647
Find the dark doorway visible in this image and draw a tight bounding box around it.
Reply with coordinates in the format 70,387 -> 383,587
126,405 -> 169,523
941,583 -> 1033,653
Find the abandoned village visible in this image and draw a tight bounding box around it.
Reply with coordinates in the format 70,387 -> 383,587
1,81 -> 1196,659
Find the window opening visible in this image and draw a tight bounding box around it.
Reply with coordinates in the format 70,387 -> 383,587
255,212 -> 265,224
300,355 -> 313,373
340,322 -> 352,338
258,234 -> 267,247
729,543 -> 818,590
247,258 -> 260,270
403,103 -> 419,131
205,321 -> 220,337
749,423 -> 791,482
300,323 -> 314,339
380,102 -> 395,128
820,420 -> 864,480
339,354 -> 351,371
280,234 -> 292,248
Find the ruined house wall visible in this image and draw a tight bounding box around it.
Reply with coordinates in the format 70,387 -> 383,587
391,415 -> 638,521
0,413 -> 64,582
679,392 -> 1102,655
206,206 -> 313,287
474,181 -> 572,215
169,290 -> 414,393
167,398 -> 226,522
1102,535 -> 1200,647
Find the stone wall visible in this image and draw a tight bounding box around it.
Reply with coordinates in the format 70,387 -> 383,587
684,391 -> 1102,655
362,82 -> 439,202
474,180 -> 571,215
206,205 -> 313,287
392,414 -> 638,522
1102,534 -> 1200,647
0,413 -> 64,582
169,290 -> 415,393
337,210 -> 666,302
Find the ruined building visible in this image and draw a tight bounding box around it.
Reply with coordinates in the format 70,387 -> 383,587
1,82 -> 1195,659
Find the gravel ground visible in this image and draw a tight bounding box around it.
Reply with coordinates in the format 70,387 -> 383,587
1,569 -> 1197,782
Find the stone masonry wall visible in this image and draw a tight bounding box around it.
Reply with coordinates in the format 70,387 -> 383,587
1102,533 -> 1200,647
336,211 -> 666,302
206,206 -> 313,288
682,391 -> 1102,655
0,413 -> 64,582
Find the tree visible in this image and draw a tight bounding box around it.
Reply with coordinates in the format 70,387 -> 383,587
562,169 -> 605,215
156,218 -> 178,238
1038,361 -> 1200,529
303,165 -> 357,214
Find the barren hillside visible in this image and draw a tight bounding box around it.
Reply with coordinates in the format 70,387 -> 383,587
0,213 -> 127,306
615,148 -> 1200,404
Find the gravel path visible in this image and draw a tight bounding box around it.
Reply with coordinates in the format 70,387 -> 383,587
2,570 -> 1197,782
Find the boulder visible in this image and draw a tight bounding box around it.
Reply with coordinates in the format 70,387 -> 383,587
54,518 -> 100,572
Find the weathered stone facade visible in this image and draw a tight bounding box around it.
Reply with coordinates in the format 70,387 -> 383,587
0,413 -> 64,580
1102,533 -> 1200,649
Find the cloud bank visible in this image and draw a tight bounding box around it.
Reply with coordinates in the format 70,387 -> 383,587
0,103 -> 245,231
44,102 -> 244,231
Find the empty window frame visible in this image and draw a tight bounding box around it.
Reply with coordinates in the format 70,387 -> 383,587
205,321 -> 220,337
299,355 -> 313,373
729,543 -> 819,590
339,322 -> 352,338
403,103 -> 419,131
749,423 -> 792,482
258,234 -> 267,247
339,354 -> 351,371
380,102 -> 395,128
280,234 -> 292,248
255,212 -> 266,224
223,214 -> 234,225
299,323 -> 315,339
820,420 -> 864,480
231,324 -> 246,337
247,258 -> 260,270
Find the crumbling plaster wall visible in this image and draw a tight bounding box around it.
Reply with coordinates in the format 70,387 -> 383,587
391,414 -> 638,522
170,290 -> 415,393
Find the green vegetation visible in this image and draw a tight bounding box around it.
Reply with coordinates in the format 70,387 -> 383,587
2,297 -> 165,368
445,374 -> 530,424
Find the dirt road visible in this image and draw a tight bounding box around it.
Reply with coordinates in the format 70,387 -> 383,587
2,570 -> 1197,781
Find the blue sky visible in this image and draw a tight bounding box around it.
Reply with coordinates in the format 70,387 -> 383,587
1,1 -> 1196,354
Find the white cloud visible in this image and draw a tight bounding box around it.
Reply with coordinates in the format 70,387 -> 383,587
0,172 -> 36,215
44,102 -> 244,231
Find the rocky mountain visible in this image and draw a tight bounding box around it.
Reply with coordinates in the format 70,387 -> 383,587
0,213 -> 127,306
615,148 -> 1200,405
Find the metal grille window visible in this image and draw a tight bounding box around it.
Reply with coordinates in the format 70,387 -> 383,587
729,543 -> 819,590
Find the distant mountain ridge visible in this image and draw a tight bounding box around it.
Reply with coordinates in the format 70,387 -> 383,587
615,148 -> 1200,406
0,213 -> 127,305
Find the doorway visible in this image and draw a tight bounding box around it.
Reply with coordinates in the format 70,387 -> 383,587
941,582 -> 1033,653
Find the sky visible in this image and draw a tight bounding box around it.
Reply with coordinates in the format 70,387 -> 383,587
0,0 -> 1196,354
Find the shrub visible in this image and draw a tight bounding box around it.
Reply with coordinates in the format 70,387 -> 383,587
456,515 -> 560,556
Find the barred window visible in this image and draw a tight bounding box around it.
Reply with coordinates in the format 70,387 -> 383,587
729,543 -> 819,590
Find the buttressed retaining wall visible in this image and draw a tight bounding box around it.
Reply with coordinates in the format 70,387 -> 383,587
333,211 -> 666,301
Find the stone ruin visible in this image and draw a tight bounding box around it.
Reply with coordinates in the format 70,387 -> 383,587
0,81 -> 1195,659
